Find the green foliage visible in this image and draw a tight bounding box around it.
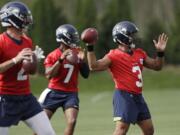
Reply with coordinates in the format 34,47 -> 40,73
167,0 -> 180,64
29,0 -> 67,73
73,0 -> 97,32
139,19 -> 166,57
30,0 -> 66,55
0,0 -> 179,65
96,0 -> 132,58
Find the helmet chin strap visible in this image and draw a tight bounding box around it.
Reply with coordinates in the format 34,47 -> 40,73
130,43 -> 135,49
127,46 -> 133,55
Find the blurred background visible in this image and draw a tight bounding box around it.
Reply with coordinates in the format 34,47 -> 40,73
1,0 -> 180,64
0,0 -> 180,135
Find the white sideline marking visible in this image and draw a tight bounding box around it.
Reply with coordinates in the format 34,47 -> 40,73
91,92 -> 110,103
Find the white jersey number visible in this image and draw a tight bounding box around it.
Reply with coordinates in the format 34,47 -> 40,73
64,64 -> 74,83
132,66 -> 143,87
17,68 -> 28,81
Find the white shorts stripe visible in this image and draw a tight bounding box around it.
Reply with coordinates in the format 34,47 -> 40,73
38,88 -> 51,104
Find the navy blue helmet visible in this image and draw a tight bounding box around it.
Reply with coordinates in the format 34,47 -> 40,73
112,21 -> 138,47
0,1 -> 33,29
56,24 -> 80,47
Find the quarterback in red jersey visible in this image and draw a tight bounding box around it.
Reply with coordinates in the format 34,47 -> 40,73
0,2 -> 55,135
37,24 -> 89,135
85,21 -> 168,135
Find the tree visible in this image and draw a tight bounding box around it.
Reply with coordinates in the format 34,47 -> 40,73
140,19 -> 166,58
167,0 -> 180,64
30,0 -> 66,55
73,0 -> 97,32
96,0 -> 132,58
30,0 -> 66,73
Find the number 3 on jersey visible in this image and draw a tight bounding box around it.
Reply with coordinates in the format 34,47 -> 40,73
132,66 -> 143,88
64,64 -> 74,83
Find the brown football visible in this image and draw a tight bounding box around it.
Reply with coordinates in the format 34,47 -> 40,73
81,28 -> 98,44
22,53 -> 37,74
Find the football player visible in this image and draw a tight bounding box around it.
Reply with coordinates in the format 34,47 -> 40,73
36,24 -> 89,135
0,2 -> 55,135
85,21 -> 168,135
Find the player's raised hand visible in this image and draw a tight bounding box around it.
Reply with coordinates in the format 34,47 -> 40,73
153,33 -> 168,52
33,45 -> 45,61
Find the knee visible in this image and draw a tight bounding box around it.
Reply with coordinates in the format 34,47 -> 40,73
144,126 -> 154,135
114,124 -> 129,135
148,127 -> 154,135
67,118 -> 77,127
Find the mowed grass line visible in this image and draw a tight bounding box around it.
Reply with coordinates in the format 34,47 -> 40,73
9,89 -> 180,135
9,66 -> 180,134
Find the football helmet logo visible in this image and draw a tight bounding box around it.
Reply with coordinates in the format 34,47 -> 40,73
112,21 -> 138,47
0,1 -> 33,29
56,24 -> 80,48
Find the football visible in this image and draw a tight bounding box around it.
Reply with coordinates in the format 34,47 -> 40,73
22,53 -> 37,74
81,28 -> 98,44
66,51 -> 79,64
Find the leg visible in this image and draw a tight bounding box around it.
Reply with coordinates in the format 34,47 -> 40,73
113,121 -> 130,135
44,108 -> 54,119
0,127 -> 9,135
136,95 -> 154,135
112,90 -> 137,135
137,119 -> 154,135
32,109 -> 54,135
64,108 -> 78,135
25,111 -> 56,135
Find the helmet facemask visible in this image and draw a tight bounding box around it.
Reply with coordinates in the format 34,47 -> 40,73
0,2 -> 33,30
112,21 -> 138,49
56,24 -> 80,48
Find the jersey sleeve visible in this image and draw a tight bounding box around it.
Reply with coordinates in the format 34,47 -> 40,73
106,50 -> 115,61
44,53 -> 57,67
136,48 -> 147,59
0,40 -> 3,58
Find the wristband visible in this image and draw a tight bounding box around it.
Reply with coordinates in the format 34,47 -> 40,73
12,58 -> 17,64
157,52 -> 164,57
86,45 -> 94,52
58,58 -> 64,63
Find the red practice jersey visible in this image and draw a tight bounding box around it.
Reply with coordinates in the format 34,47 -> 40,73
0,33 -> 33,95
107,48 -> 147,94
44,48 -> 80,92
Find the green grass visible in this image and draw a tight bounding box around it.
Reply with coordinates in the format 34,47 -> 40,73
9,66 -> 180,135
31,66 -> 180,94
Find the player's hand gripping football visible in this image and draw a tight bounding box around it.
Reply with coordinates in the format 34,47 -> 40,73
81,28 -> 98,45
153,33 -> 168,52
13,48 -> 33,64
60,49 -> 72,60
60,49 -> 79,64
77,47 -> 85,61
33,45 -> 45,61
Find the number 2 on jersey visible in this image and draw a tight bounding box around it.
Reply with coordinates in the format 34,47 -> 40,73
64,64 -> 74,83
132,66 -> 143,87
17,68 -> 28,81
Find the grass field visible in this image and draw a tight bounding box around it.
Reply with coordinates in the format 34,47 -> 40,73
9,66 -> 180,135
